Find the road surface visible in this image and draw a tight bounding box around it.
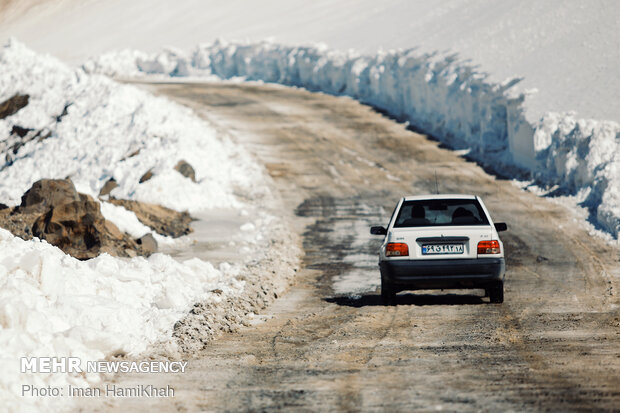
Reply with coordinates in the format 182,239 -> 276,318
84,81 -> 619,412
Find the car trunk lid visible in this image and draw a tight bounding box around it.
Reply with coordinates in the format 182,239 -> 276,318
388,226 -> 493,260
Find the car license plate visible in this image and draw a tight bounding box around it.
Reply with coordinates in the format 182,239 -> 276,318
422,244 -> 464,255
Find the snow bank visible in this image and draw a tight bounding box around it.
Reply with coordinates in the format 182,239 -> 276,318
0,40 -> 276,411
0,38 -> 265,213
84,40 -> 620,238
534,113 -> 620,237
0,228 -> 245,411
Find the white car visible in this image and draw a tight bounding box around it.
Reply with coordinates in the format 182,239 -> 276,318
370,194 -> 506,304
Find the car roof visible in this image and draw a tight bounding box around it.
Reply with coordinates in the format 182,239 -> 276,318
402,194 -> 478,201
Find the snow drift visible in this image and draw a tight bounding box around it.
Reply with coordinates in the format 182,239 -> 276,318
84,40 -> 620,238
0,228 -> 245,412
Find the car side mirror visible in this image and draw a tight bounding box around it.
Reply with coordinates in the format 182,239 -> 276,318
370,226 -> 387,235
494,222 -> 507,232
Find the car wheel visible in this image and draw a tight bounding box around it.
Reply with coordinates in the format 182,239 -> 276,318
381,276 -> 396,305
489,282 -> 504,303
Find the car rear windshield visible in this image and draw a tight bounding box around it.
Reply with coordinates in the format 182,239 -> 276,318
393,199 -> 490,227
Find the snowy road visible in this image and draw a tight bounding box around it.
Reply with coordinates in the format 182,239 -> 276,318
87,82 -> 619,412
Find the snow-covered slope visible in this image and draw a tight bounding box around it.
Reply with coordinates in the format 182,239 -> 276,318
0,40 -> 276,411
0,0 -> 618,124
0,39 -> 263,212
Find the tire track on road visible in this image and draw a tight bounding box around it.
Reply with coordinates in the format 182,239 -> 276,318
92,81 -> 619,412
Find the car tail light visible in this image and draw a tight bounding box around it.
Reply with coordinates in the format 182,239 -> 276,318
477,240 -> 500,254
386,243 -> 409,257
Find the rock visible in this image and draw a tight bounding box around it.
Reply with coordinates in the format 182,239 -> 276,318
13,179 -> 141,260
1,179 -> 184,259
107,198 -> 193,237
32,196 -> 106,259
104,219 -> 124,240
136,233 -> 158,254
31,193 -> 145,260
30,193 -> 142,260
121,148 -> 141,161
0,94 -> 29,120
99,178 -> 118,196
139,169 -> 154,183
55,103 -> 72,122
0,203 -> 7,210
174,160 -> 196,182
10,125 -> 32,138
36,129 -> 52,142
20,178 -> 81,212
124,248 -> 137,258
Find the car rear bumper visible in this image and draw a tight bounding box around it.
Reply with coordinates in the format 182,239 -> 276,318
380,258 -> 505,290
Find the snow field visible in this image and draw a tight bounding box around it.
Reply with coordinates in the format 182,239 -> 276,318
84,40 -> 620,238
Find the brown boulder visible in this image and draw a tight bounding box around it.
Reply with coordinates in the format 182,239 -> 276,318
33,197 -> 104,258
11,125 -> 32,138
0,179 -> 181,260
31,193 -> 140,260
20,178 -> 81,212
174,160 -> 196,182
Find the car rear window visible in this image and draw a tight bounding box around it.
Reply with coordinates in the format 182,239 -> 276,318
393,199 -> 490,227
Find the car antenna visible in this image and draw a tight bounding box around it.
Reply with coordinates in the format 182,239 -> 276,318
434,170 -> 439,194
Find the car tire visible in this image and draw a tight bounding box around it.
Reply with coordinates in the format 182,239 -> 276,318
489,282 -> 504,303
381,276 -> 396,305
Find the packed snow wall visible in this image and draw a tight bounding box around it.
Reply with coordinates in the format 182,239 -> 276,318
85,41 -> 620,238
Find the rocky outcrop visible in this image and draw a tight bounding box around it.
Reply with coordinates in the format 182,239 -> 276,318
10,125 -> 32,137
0,179 -> 152,259
107,198 -> 193,237
30,191 -> 139,260
20,178 -> 81,211
0,179 -> 196,259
